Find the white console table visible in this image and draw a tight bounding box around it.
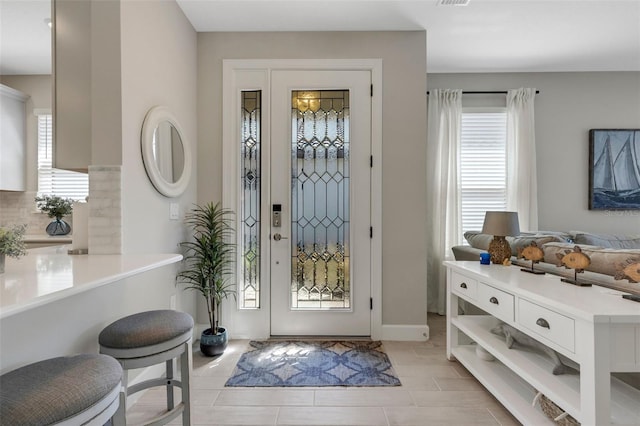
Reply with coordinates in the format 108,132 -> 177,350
445,261 -> 640,426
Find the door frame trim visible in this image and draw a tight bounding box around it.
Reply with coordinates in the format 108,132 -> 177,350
222,59 -> 383,340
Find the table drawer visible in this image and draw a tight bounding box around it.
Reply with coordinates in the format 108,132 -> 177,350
518,299 -> 575,353
450,271 -> 477,300
477,282 -> 514,322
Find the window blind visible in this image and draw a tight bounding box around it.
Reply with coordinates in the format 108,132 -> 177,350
37,113 -> 89,200
460,110 -> 508,236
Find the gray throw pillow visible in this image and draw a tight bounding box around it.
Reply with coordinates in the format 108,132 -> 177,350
464,231 -> 566,255
573,232 -> 640,249
464,231 -> 493,250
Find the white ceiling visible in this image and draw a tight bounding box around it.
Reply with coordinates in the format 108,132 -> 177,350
0,0 -> 51,75
177,0 -> 640,73
2,0 -> 639,75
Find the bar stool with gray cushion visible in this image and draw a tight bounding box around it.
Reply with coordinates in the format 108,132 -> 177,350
99,309 -> 194,425
0,353 -> 122,425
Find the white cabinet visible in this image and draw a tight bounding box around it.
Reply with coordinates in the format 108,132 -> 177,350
450,270 -> 478,300
53,0 -> 91,172
476,282 -> 515,323
52,0 -> 122,171
0,84 -> 28,191
445,261 -> 640,426
517,298 -> 575,353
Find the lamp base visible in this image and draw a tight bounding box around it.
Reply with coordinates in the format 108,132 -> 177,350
488,236 -> 512,265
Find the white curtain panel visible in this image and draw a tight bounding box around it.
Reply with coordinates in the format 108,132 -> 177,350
426,89 -> 462,315
506,88 -> 539,232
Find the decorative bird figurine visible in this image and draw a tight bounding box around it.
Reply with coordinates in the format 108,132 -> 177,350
518,241 -> 545,262
556,246 -> 592,286
518,241 -> 545,274
615,259 -> 640,283
556,245 -> 591,272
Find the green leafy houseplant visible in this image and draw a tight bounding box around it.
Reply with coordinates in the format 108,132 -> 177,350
0,224 -> 27,258
35,195 -> 74,236
35,195 -> 73,219
178,202 -> 236,345
0,224 -> 27,273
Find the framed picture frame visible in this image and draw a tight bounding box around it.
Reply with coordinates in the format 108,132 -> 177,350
588,129 -> 640,210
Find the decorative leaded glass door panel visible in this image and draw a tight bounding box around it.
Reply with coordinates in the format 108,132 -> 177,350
270,70 -> 371,336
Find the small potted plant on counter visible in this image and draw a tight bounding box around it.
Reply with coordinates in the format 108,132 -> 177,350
0,224 -> 27,274
35,195 -> 73,236
177,202 -> 236,356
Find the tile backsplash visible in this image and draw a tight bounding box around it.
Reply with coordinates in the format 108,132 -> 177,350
88,165 -> 122,254
1,165 -> 122,255
0,191 -> 73,234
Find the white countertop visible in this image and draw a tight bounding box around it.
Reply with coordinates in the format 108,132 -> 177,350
0,245 -> 182,319
23,234 -> 73,243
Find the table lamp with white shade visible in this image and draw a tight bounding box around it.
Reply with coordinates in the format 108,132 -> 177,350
481,211 -> 520,265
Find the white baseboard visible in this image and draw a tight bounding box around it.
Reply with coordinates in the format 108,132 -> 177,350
380,324 -> 430,341
195,323 -> 208,339
199,322 -> 430,342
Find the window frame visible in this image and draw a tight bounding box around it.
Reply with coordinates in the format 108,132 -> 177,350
36,110 -> 89,201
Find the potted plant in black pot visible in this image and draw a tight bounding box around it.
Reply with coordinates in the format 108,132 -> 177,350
178,202 -> 236,356
35,195 -> 73,236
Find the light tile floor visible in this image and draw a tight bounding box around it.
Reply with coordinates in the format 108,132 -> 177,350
128,314 -> 521,425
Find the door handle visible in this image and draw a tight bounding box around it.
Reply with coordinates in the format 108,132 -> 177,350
273,233 -> 288,241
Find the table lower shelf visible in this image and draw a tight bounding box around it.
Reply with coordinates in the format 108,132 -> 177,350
451,315 -> 640,425
452,345 -> 554,425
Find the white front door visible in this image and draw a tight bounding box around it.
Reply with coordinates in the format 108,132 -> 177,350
269,70 -> 372,336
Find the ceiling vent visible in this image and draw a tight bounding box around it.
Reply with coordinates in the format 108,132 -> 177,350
437,0 -> 470,6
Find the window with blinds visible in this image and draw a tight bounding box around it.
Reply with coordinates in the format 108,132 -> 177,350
460,109 -> 508,237
37,113 -> 89,200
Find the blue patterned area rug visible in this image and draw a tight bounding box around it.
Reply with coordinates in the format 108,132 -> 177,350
225,340 -> 401,387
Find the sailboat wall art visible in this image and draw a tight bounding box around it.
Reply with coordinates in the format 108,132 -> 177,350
589,129 -> 640,210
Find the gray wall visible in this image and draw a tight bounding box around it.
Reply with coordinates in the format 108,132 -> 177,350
120,0 -> 198,258
198,31 -> 428,327
428,72 -> 640,235
0,1 -> 199,373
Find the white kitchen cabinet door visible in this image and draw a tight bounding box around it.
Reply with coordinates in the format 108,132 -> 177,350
0,84 -> 28,191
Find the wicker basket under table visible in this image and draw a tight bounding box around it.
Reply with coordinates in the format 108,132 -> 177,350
534,392 -> 580,426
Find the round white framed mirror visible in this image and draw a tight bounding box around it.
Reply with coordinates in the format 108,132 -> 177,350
141,106 -> 192,197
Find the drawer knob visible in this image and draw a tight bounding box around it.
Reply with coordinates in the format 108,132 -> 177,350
460,283 -> 467,289
536,318 -> 550,329
489,296 -> 499,305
